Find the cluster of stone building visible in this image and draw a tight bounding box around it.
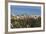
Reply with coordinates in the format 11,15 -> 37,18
11,15 -> 40,20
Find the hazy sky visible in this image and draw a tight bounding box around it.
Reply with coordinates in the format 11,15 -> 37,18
11,5 -> 41,16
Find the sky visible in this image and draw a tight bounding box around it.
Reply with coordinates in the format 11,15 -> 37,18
11,5 -> 41,16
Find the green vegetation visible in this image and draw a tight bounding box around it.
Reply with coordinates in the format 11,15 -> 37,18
11,16 -> 41,28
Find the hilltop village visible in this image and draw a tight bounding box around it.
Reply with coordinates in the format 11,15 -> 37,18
11,15 -> 41,28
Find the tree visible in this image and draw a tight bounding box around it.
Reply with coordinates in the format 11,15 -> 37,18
31,16 -> 41,27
